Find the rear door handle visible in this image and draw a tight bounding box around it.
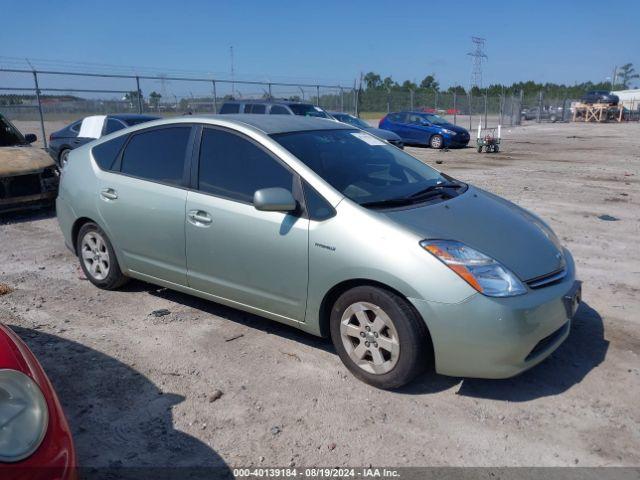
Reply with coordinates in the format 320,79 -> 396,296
100,188 -> 118,201
187,210 -> 212,226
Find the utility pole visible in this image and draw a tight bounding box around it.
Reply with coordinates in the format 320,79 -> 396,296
467,37 -> 488,91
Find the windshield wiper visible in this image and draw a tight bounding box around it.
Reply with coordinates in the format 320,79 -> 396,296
360,182 -> 464,209
407,182 -> 463,199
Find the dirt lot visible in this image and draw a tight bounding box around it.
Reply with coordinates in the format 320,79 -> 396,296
1,120 -> 639,469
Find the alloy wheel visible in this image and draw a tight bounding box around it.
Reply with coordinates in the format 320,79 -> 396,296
340,301 -> 400,374
81,231 -> 110,281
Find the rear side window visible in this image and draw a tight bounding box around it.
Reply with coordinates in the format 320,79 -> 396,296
198,128 -> 293,203
70,121 -> 82,133
270,105 -> 290,115
92,135 -> 127,170
120,127 -> 190,186
243,104 -> 266,114
105,119 -> 125,135
220,103 -> 240,114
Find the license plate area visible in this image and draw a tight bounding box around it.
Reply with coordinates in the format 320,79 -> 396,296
563,281 -> 582,318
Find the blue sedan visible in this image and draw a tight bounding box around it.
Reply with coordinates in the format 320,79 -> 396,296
379,111 -> 470,149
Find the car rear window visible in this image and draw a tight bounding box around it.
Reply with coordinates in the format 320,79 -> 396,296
243,104 -> 266,114
220,103 -> 240,114
92,135 -> 128,170
120,127 -> 190,186
270,105 -> 290,115
288,104 -> 330,118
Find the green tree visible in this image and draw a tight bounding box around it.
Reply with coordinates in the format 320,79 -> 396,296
401,80 -> 418,90
363,72 -> 382,89
446,85 -> 466,95
419,75 -> 439,91
381,76 -> 397,90
149,91 -> 162,109
618,63 -> 639,88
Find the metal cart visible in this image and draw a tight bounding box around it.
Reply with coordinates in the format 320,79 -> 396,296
476,123 -> 501,153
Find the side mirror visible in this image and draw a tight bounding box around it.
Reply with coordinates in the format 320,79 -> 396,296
253,187 -> 297,212
24,133 -> 37,144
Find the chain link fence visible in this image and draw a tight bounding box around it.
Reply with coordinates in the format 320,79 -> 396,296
2,67 -> 591,150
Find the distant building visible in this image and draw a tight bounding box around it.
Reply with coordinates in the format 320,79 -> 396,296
612,89 -> 640,110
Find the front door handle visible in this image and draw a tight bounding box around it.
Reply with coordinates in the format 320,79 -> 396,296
187,210 -> 212,226
100,188 -> 118,201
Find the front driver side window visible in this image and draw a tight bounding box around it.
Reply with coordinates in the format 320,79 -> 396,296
198,128 -> 294,203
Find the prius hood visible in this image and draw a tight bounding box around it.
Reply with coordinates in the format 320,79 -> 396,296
382,186 -> 565,281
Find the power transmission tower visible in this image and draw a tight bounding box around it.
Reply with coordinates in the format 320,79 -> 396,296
467,37 -> 487,90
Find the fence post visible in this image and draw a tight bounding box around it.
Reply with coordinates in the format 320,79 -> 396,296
409,89 -> 414,111
510,94 -> 514,126
537,91 -> 543,123
386,88 -> 391,113
315,85 -> 320,106
135,76 -> 143,113
354,87 -> 359,117
468,92 -> 472,131
453,92 -> 457,125
212,80 -> 218,113
31,70 -> 47,149
268,83 -> 272,99
518,90 -> 524,125
483,93 -> 488,128
340,88 -> 344,112
499,94 -> 504,126
434,90 -> 439,111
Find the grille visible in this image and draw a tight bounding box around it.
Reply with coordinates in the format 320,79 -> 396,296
526,268 -> 567,289
1,174 -> 41,199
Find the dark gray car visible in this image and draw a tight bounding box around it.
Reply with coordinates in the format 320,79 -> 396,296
329,112 -> 403,148
219,99 -> 333,119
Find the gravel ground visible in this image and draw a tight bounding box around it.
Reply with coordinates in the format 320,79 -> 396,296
1,120 -> 639,469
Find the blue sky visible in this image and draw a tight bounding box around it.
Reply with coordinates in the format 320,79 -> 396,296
2,0 -> 639,88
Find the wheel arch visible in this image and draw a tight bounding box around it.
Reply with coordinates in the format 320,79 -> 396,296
318,279 -> 433,354
58,145 -> 72,161
71,217 -> 97,254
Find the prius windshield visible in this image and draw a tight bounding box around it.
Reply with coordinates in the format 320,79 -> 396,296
272,129 -> 452,205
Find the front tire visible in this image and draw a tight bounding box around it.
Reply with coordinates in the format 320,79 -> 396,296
429,134 -> 444,149
59,149 -> 71,169
77,223 -> 128,290
329,286 -> 430,389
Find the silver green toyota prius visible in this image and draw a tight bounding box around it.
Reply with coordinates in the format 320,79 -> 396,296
57,115 -> 581,389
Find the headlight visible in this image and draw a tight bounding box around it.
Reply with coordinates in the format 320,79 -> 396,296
420,240 -> 527,297
0,370 -> 49,462
441,129 -> 457,135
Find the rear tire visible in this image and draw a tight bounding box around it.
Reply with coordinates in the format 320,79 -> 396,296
429,134 -> 444,149
329,286 -> 430,389
77,223 -> 128,290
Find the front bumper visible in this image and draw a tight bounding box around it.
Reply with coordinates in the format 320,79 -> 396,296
443,133 -> 470,148
0,169 -> 59,213
409,249 -> 579,379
